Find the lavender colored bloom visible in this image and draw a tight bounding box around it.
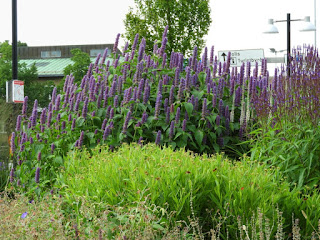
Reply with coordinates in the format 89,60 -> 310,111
16,115 -> 22,132
132,33 -> 139,51
155,130 -> 161,145
110,108 -> 114,119
22,96 -> 28,115
210,46 -> 214,65
158,37 -> 167,57
113,95 -> 119,108
103,125 -> 111,141
137,78 -> 145,101
29,137 -> 33,144
143,84 -> 150,104
194,97 -> 199,112
219,99 -> 225,116
71,118 -> 76,131
169,121 -> 175,140
82,97 -> 89,118
35,167 -> 40,183
100,47 -> 109,65
10,168 -> 14,183
79,131 -> 84,146
169,85 -> 175,105
212,94 -> 217,108
122,111 -> 132,134
175,107 -> 181,124
141,111 -> 148,124
174,67 -> 180,86
154,94 -> 162,119
162,53 -> 167,68
202,98 -> 207,119
21,212 -> 28,219
202,47 -> 208,69
51,143 -> 55,154
163,98 -> 169,112
113,33 -> 120,54
37,151 -> 41,161
235,87 -> 241,107
106,106 -> 112,119
166,107 -> 170,124
54,95 -> 60,111
101,119 -> 108,130
191,46 -> 198,70
216,115 -> 221,126
61,121 -> 66,130
182,119 -> 187,131
177,78 -> 185,100
138,38 -> 146,62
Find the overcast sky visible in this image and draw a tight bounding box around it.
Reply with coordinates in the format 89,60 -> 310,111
0,0 -> 318,60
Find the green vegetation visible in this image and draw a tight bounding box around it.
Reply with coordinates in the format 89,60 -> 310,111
2,28 -> 320,238
124,0 -> 211,56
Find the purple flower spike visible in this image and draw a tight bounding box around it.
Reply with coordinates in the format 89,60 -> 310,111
16,115 -> 22,132
216,115 -> 221,126
154,94 -> 162,119
37,151 -> 41,161
113,33 -> 120,54
175,107 -> 181,124
169,85 -> 175,105
182,119 -> 187,131
82,97 -> 89,119
51,143 -> 55,154
155,130 -> 161,145
122,111 -> 132,134
10,168 -> 14,183
22,96 -> 28,115
35,167 -> 40,183
79,131 -> 84,146
169,120 -> 175,140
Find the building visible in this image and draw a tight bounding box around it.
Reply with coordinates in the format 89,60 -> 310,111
18,44 -> 120,82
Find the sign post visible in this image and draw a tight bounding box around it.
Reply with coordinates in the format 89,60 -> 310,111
218,49 -> 265,67
6,80 -> 24,103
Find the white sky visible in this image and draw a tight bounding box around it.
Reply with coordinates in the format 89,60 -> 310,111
0,0 -> 319,60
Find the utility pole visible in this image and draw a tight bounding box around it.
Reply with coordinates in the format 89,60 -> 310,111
12,0 -> 18,80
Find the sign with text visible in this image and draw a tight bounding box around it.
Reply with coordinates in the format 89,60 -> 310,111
6,80 -> 24,103
218,49 -> 265,67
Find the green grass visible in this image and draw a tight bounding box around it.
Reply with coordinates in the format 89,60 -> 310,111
56,143 -> 320,238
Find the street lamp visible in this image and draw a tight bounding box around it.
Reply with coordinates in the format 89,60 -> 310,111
264,13 -> 316,76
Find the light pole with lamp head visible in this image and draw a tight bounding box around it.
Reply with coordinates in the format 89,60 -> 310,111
264,13 -> 316,76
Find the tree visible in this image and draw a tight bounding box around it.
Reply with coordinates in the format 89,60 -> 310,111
63,48 -> 91,84
124,0 -> 211,56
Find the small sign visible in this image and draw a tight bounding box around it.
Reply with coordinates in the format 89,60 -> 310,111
218,49 -> 265,67
6,80 -> 24,103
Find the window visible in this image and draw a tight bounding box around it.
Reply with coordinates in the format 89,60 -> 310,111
90,49 -> 110,57
41,50 -> 61,58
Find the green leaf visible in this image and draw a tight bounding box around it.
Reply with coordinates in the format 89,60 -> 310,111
195,130 -> 204,147
184,102 -> 194,116
76,117 -> 85,127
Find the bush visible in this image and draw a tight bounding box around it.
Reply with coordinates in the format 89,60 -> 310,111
250,46 -> 320,190
9,29 -> 257,192
57,143 -> 320,237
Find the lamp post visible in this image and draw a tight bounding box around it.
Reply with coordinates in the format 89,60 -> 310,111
12,0 -> 18,80
264,13 -> 316,76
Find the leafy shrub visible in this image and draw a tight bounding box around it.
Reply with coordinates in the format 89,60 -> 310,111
250,46 -> 320,189
9,29 -> 259,191
57,143 -> 320,237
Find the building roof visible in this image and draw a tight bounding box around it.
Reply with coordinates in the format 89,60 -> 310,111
19,57 -> 114,78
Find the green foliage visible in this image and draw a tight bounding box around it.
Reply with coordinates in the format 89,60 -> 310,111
249,118 -> 320,190
124,0 -> 211,56
63,48 -> 91,84
56,143 -> 320,237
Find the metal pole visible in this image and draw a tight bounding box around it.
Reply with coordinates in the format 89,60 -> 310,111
287,13 -> 291,77
315,0 -> 317,48
12,0 -> 18,80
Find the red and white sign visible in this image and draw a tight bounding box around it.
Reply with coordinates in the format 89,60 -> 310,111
12,80 -> 24,103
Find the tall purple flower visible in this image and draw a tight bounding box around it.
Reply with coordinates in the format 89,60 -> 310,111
16,115 -> 22,132
166,107 -> 170,124
169,120 -> 175,140
113,33 -> 120,54
177,78 -> 185,100
79,131 -> 84,147
169,85 -> 175,105
182,119 -> 187,131
154,94 -> 162,119
155,130 -> 161,145
82,97 -> 89,118
35,167 -> 40,183
141,111 -> 148,124
216,115 -> 221,126
51,143 -> 55,154
122,111 -> 132,134
37,151 -> 41,161
22,96 -> 28,116
132,33 -> 139,51
175,107 -> 181,124
10,168 -> 14,183
71,118 -> 76,131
